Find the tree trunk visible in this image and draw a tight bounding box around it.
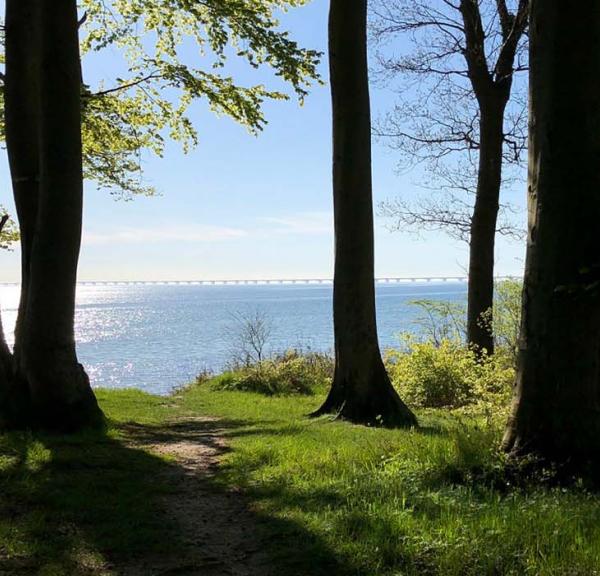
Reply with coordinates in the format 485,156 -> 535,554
4,0 -> 41,374
467,99 -> 506,355
502,0 -> 600,470
0,221 -> 13,401
0,309 -> 13,424
4,0 -> 104,431
2,0 -> 42,427
313,0 -> 416,428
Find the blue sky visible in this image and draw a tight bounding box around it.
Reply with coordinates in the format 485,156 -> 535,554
0,0 -> 526,282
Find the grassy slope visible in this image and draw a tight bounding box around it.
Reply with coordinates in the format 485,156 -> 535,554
180,387 -> 600,575
1,386 -> 600,575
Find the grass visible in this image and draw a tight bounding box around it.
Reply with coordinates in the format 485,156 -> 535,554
0,391 -> 183,575
2,384 -> 600,575
180,385 -> 600,575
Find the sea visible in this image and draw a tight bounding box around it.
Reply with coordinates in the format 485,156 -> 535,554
0,282 -> 467,395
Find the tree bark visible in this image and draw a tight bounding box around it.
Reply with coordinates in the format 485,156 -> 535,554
4,0 -> 41,373
467,99 -> 506,355
4,0 -> 104,431
313,0 -> 416,428
502,0 -> 600,470
0,219 -> 12,394
459,0 -> 528,356
0,305 -> 13,424
2,0 -> 42,427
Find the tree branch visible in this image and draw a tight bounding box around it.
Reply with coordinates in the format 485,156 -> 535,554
458,0 -> 493,99
84,72 -> 162,99
494,0 -> 529,87
78,11 -> 88,29
495,0 -> 513,37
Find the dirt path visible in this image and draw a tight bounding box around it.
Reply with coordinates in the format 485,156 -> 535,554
121,417 -> 274,576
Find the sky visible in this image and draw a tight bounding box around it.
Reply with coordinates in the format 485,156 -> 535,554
0,0 -> 527,282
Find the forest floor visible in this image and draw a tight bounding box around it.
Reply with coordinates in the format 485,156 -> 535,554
1,384 -> 600,576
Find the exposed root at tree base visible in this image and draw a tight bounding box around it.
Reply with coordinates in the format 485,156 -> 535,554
311,400 -> 417,429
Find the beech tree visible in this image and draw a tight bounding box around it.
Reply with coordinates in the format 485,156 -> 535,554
312,0 -> 416,427
502,0 -> 600,470
371,0 -> 529,354
1,0 -> 320,430
4,0 -> 104,430
0,312 -> 11,428
0,214 -> 14,421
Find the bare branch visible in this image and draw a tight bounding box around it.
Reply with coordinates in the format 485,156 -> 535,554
379,194 -> 526,244
494,0 -> 529,87
370,0 -> 528,248
225,308 -> 273,367
78,11 -> 88,29
83,72 -> 162,99
495,0 -> 513,36
380,195 -> 473,242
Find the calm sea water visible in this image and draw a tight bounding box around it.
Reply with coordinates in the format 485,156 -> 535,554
0,282 -> 467,395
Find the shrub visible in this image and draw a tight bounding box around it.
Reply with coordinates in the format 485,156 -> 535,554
208,350 -> 333,396
493,279 -> 522,361
385,338 -> 514,411
225,308 -> 273,367
410,298 -> 466,345
408,279 -> 522,362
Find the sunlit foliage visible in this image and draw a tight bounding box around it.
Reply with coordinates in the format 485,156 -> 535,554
0,208 -> 18,250
0,1 -> 321,198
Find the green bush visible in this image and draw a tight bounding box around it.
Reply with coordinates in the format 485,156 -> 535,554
407,279 -> 523,361
385,338 -> 514,411
493,278 -> 522,361
207,350 -> 333,396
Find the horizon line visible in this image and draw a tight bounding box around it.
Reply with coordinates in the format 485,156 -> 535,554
0,275 -> 522,287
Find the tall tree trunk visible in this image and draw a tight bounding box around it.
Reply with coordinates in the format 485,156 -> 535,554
459,0 -> 528,356
4,0 -> 104,431
467,99 -> 506,355
0,301 -> 13,423
502,0 -> 600,469
313,0 -> 416,428
0,218 -> 12,390
4,0 -> 41,374
0,315 -> 10,377
2,0 -> 42,427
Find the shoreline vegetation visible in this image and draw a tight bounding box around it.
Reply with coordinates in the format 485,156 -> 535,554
2,283 -> 599,575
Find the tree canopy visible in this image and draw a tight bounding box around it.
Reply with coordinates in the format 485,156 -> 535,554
0,0 -> 321,198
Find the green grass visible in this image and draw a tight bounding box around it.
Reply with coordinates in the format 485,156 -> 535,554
179,385 -> 600,576
1,385 -> 600,575
0,391 -> 183,575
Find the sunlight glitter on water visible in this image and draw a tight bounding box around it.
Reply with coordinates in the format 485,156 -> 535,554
0,282 -> 467,395
0,284 -> 19,348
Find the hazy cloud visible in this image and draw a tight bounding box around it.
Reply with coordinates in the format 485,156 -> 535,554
83,225 -> 247,246
82,212 -> 333,248
257,211 -> 333,236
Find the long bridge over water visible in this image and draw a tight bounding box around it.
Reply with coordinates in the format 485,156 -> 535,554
2,276 -> 520,287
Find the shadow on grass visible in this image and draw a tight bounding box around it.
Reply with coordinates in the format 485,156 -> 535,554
0,417 -> 348,576
0,428 -> 180,575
